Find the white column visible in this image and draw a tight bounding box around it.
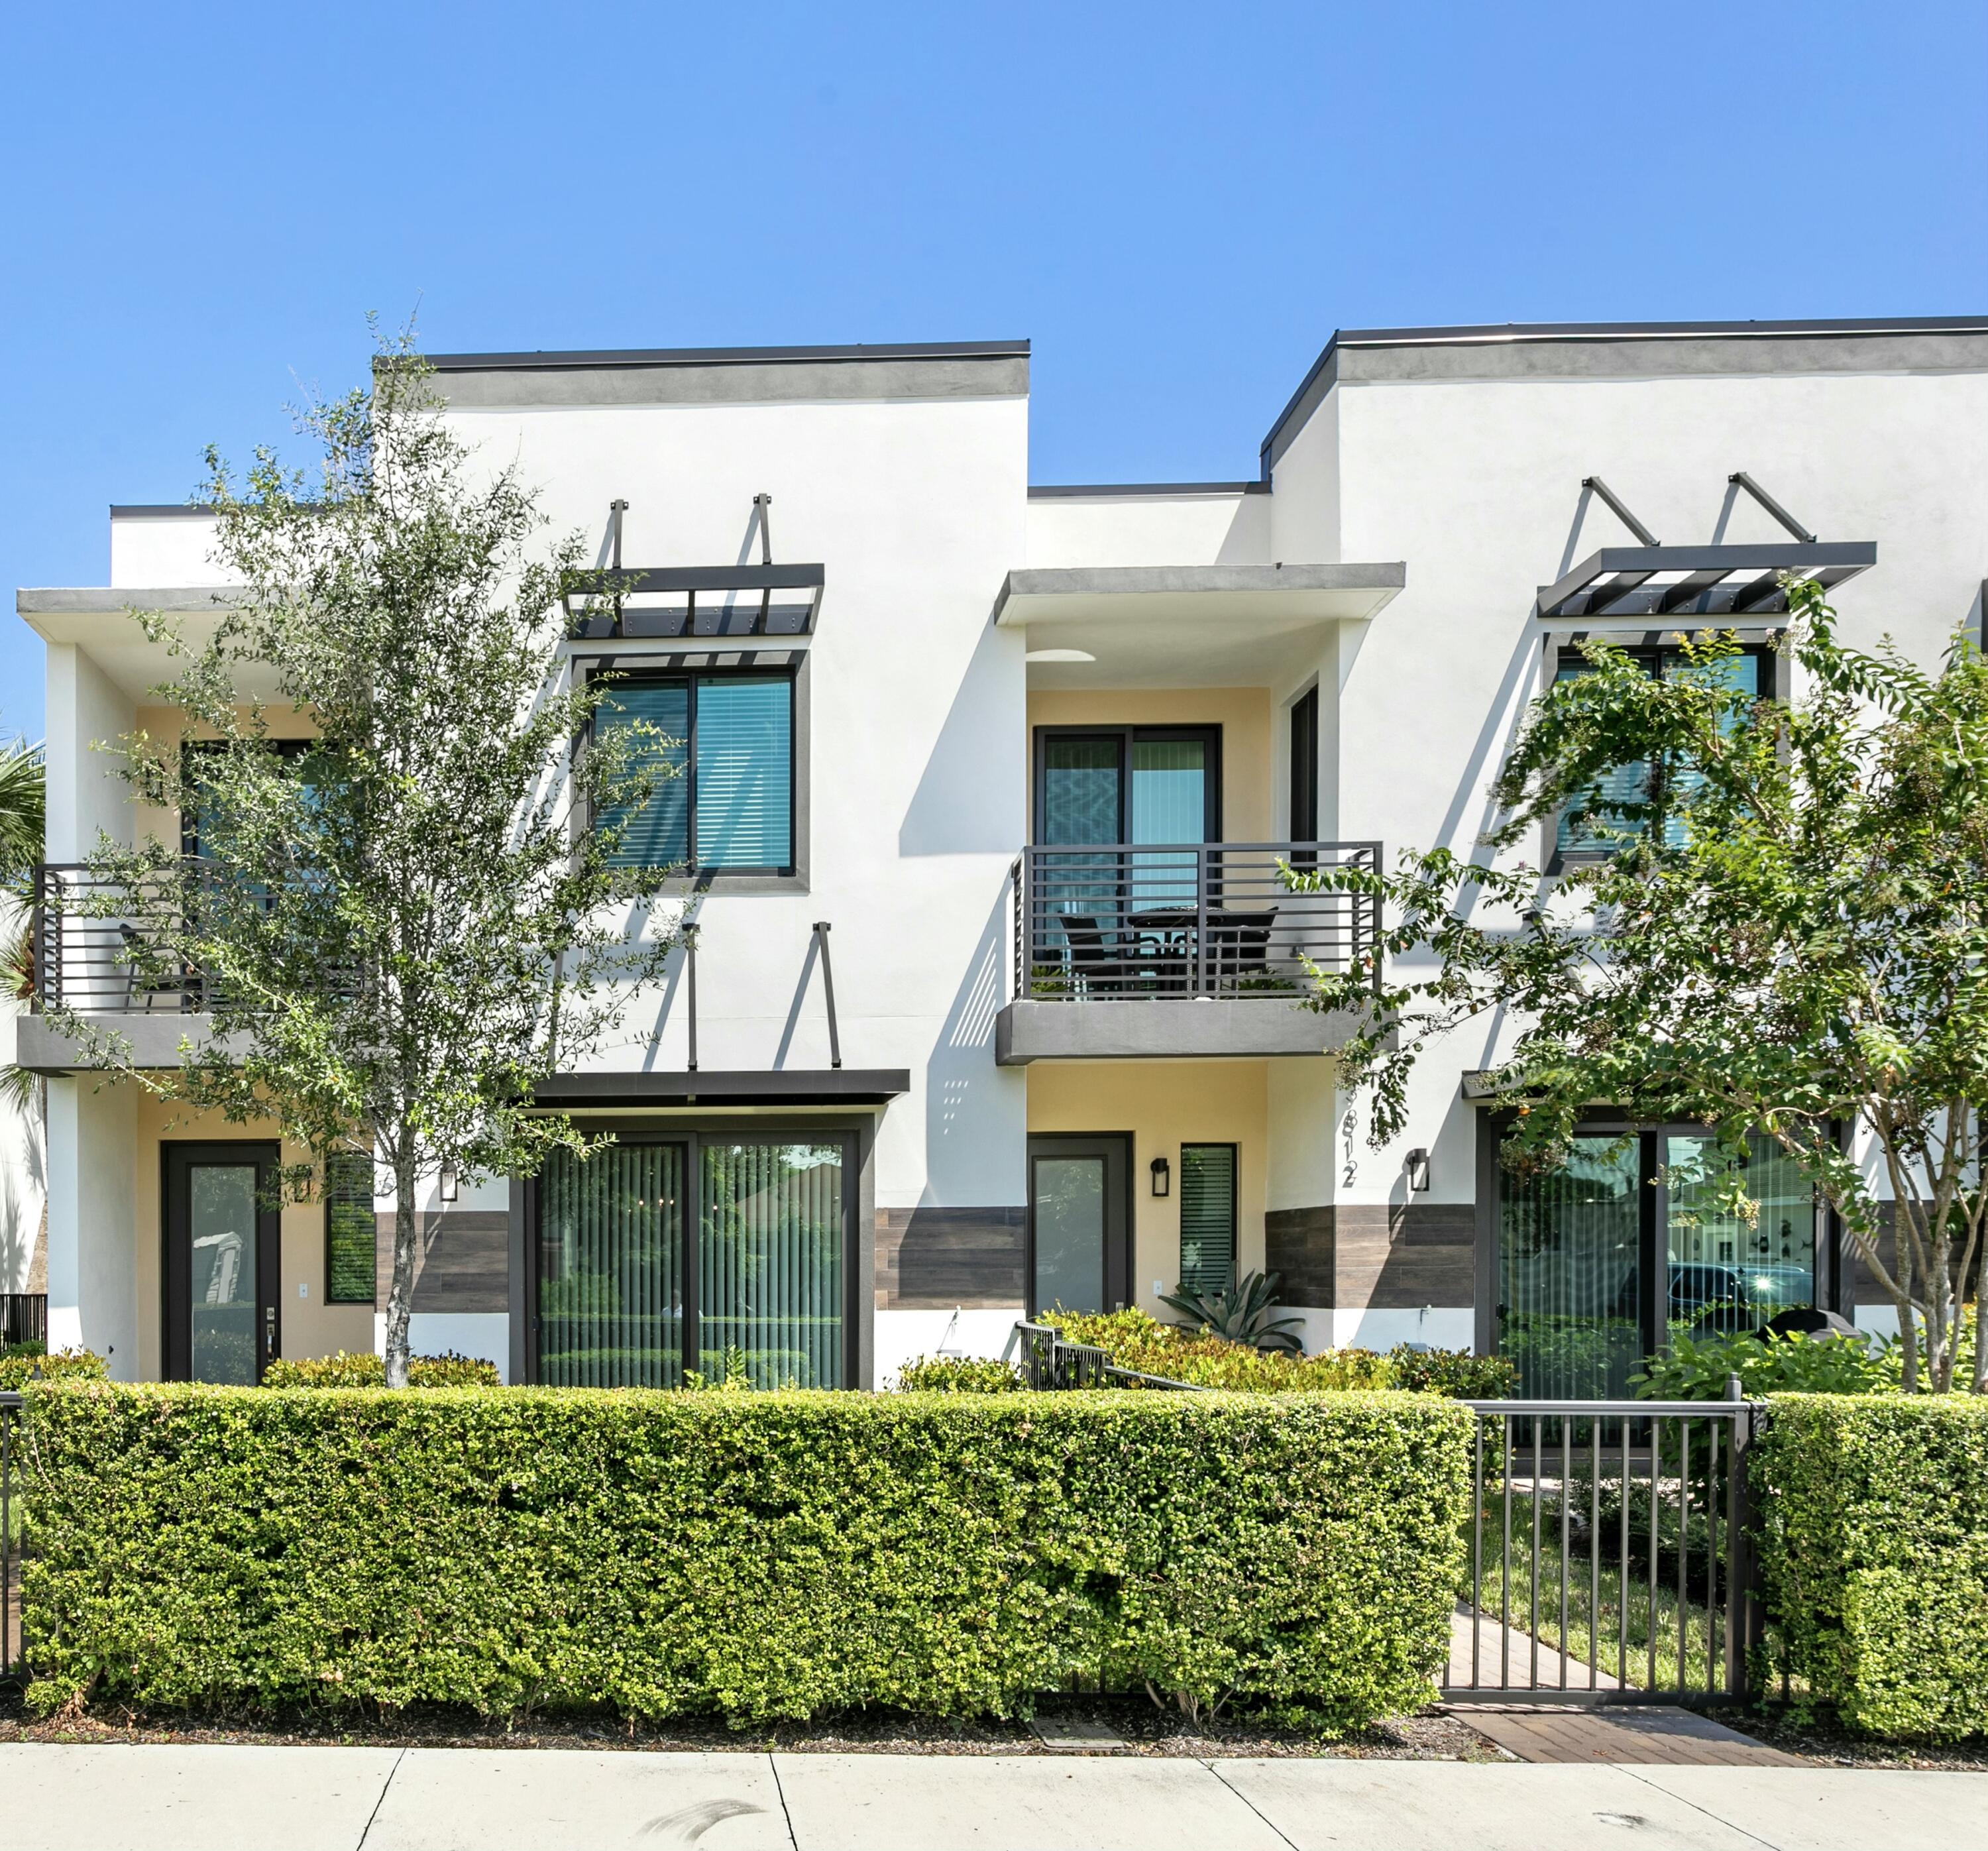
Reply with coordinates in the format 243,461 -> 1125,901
44,1076 -> 138,1378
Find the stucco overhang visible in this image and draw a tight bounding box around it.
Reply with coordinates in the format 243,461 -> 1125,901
994,997 -> 1376,1064
17,587 -> 259,701
995,561 -> 1404,691
7,1012 -> 237,1074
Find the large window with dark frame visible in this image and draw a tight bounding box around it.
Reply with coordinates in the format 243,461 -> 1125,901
1553,644 -> 1768,860
1177,1143 -> 1238,1297
594,672 -> 795,874
533,1131 -> 851,1388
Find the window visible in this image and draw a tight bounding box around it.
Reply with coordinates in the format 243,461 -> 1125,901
1178,1143 -> 1238,1297
535,1133 -> 850,1388
595,673 -> 795,873
324,1150 -> 376,1304
1553,646 -> 1765,859
1289,687 -> 1319,842
1034,728 -> 1221,846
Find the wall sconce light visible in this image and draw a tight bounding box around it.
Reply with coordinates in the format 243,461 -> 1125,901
439,1162 -> 459,1204
1406,1148 -> 1431,1194
1150,1155 -> 1171,1199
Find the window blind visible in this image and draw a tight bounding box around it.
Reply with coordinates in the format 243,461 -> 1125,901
596,682 -> 690,870
1178,1144 -> 1237,1297
537,1143 -> 686,1388
700,1141 -> 844,1388
324,1150 -> 376,1304
694,677 -> 793,869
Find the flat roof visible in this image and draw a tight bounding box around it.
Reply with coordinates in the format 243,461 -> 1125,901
423,339 -> 1028,372
1261,313 -> 1988,474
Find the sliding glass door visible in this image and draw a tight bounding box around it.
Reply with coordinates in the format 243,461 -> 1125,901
535,1131 -> 851,1388
1495,1123 -> 1825,1398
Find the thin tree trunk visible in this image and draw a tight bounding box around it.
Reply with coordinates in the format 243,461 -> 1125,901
382,1143 -> 419,1389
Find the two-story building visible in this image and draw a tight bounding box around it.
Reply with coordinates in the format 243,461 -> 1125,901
13,317 -> 1988,1394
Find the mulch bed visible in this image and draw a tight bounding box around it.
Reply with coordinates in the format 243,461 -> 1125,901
0,1693 -> 1504,1760
1698,1705 -> 1988,1771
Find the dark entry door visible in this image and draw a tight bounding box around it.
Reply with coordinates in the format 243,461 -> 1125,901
1026,1133 -> 1132,1318
163,1141 -> 282,1383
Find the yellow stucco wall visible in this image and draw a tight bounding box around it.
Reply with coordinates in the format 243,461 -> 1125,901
1025,1060 -> 1268,1316
131,703 -> 321,848
132,1095 -> 375,1379
1025,689 -> 1273,841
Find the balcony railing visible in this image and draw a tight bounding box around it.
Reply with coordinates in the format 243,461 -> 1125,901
1009,841 -> 1382,1003
32,864 -> 201,1015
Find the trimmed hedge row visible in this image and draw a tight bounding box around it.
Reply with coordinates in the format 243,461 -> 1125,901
20,1384 -> 1470,1729
0,1349 -> 106,1391
1754,1394 -> 1988,1738
261,1351 -> 501,1388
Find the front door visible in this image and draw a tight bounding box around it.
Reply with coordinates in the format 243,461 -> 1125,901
1026,1133 -> 1132,1318
163,1142 -> 282,1383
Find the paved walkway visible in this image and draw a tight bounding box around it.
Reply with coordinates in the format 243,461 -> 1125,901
3,1743 -> 1985,1850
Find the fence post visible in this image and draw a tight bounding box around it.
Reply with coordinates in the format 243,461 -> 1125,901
1724,1376 -> 1756,1700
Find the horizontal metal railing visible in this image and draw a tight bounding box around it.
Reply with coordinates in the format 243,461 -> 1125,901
1009,840 -> 1382,1003
1010,1321 -> 1206,1391
1447,1396 -> 1760,1706
33,863 -> 201,1015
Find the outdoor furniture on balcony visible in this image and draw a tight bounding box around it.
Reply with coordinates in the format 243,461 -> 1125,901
1012,842 -> 1377,1003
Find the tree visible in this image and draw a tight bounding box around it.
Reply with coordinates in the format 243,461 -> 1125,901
1296,580 -> 1988,1392
1,737 -> 47,1113
54,332 -> 681,1384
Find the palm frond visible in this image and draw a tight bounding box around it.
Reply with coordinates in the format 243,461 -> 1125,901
0,739 -> 46,890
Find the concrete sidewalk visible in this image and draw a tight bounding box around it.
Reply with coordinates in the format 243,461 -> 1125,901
2,1742 -> 1985,1850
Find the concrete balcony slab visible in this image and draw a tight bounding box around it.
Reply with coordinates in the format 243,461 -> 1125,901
994,996 -> 1368,1064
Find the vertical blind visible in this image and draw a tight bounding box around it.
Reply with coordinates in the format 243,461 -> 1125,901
1178,1144 -> 1237,1296
1498,1135 -> 1641,1399
700,1142 -> 844,1388
596,675 -> 792,872
324,1150 -> 376,1304
1042,738 -> 1121,844
538,1143 -> 687,1388
536,1139 -> 845,1388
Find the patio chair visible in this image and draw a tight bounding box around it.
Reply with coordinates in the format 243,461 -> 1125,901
119,923 -> 197,1013
1210,907 -> 1278,990
1058,913 -> 1128,997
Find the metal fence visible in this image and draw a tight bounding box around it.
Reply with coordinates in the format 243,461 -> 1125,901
1010,1321 -> 1205,1392
34,863 -> 197,1014
1446,1396 -> 1761,1706
2,1391 -> 23,1685
0,1295 -> 46,1351
1009,841 -> 1382,1003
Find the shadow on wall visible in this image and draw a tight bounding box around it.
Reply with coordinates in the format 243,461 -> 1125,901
926,887 -> 1009,1186
899,620 -> 1024,858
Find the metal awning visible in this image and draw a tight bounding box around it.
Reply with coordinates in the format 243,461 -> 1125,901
563,563 -> 825,642
533,1069 -> 908,1107
1535,542 -> 1875,624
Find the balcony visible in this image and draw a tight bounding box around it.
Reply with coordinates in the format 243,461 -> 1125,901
996,841 -> 1382,1064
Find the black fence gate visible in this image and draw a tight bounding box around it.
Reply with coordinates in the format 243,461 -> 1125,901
1445,1396 -> 1761,1705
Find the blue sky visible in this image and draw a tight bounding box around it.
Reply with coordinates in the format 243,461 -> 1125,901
3,0 -> 1983,740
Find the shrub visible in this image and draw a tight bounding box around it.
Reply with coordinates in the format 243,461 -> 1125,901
1753,1394 -> 1988,1738
1632,1329 -> 1888,1400
1045,1307 -> 1394,1391
260,1350 -> 500,1388
0,1348 -> 106,1391
1384,1346 -> 1519,1399
20,1384 -> 1470,1730
1158,1270 -> 1303,1353
894,1355 -> 1024,1392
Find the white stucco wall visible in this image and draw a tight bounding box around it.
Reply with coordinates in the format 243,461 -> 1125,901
44,1075 -> 137,1374
44,642 -> 136,861
1023,490 -> 1270,568
445,390 -> 1033,1215
109,512 -> 225,588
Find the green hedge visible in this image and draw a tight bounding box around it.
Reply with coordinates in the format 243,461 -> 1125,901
261,1350 -> 500,1388
0,1349 -> 106,1391
19,1384 -> 1470,1730
1754,1394 -> 1988,1738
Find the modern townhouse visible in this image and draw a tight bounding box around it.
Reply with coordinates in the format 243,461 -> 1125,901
11,316 -> 1988,1397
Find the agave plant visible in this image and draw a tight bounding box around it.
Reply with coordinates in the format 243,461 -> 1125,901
1160,1268 -> 1304,1355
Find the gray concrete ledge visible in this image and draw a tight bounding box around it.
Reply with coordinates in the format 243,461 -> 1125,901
18,586 -> 237,616
995,997 -> 1362,1064
9,1011 -> 227,1073
437,355 -> 1028,408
